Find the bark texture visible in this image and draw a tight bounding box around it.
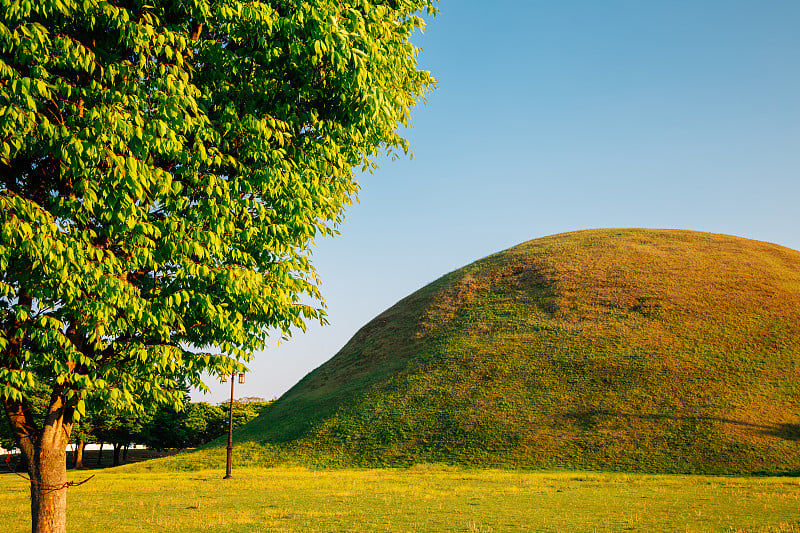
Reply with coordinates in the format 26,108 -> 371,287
28,443 -> 69,533
72,439 -> 85,470
3,394 -> 73,533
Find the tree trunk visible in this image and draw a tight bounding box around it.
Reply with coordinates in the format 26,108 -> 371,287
28,442 -> 69,533
96,442 -> 103,466
72,439 -> 85,470
122,445 -> 129,463
4,393 -> 73,533
112,443 -> 121,467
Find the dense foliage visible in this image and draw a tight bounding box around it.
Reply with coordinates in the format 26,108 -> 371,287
142,399 -> 271,450
1,0 -> 436,427
0,0 -> 436,530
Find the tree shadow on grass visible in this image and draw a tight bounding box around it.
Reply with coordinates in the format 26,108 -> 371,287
564,409 -> 800,442
771,423 -> 800,442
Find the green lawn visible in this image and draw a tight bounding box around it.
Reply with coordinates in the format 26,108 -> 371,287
2,465 -> 800,532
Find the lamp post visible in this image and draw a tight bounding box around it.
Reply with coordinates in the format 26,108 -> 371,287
222,371 -> 245,479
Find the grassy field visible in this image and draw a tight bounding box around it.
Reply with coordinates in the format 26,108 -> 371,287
2,464 -> 800,532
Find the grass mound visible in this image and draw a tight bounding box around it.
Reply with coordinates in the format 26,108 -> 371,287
183,229 -> 800,474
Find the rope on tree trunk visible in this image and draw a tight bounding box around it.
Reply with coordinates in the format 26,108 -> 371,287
4,452 -> 95,490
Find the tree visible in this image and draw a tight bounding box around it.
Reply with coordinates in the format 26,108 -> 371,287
0,1 -> 437,531
93,407 -> 151,466
140,401 -> 191,450
67,409 -> 95,469
141,399 -> 270,450
66,397 -> 148,468
179,401 -> 225,446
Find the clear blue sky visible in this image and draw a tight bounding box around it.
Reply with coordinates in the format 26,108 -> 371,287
197,0 -> 800,403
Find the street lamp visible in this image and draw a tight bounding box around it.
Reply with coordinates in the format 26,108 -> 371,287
222,371 -> 245,479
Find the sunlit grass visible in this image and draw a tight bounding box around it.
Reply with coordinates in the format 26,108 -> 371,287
3,465 -> 800,532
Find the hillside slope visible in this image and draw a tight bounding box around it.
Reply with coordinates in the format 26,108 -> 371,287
229,229 -> 800,473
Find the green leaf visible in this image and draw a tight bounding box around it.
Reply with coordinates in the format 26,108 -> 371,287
76,399 -> 86,417
0,1 -> 436,517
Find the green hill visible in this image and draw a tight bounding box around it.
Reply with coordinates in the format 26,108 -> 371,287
201,229 -> 800,474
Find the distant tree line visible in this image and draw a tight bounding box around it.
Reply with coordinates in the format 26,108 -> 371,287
1,391 -> 272,469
